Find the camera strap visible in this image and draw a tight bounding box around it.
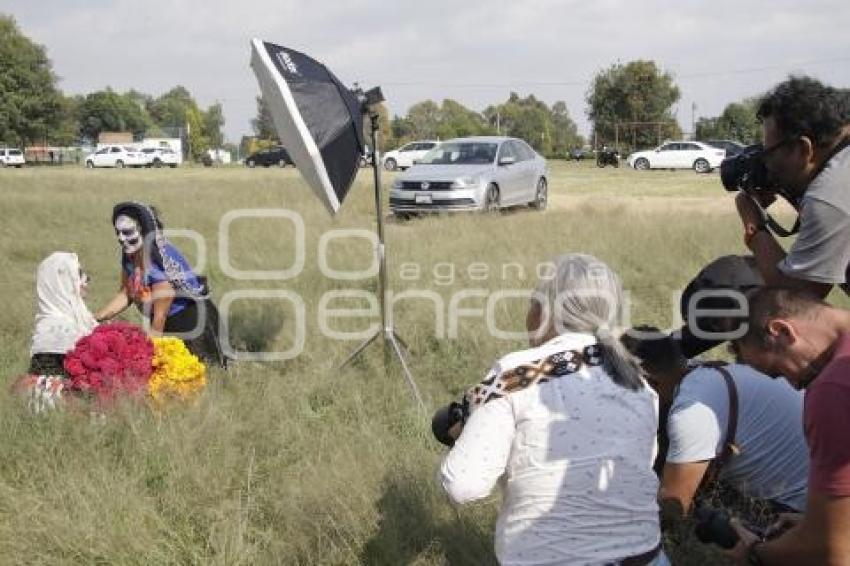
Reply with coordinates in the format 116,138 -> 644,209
697,362 -> 740,491
464,345 -> 604,410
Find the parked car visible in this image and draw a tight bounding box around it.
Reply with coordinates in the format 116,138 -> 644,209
626,141 -> 726,173
140,147 -> 180,168
85,145 -> 147,168
704,139 -> 746,157
245,146 -> 293,167
389,136 -> 548,216
569,147 -> 592,161
382,140 -> 439,171
0,148 -> 25,167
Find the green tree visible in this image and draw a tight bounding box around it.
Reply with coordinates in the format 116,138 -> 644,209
406,100 -> 441,139
484,93 -> 560,155
586,60 -> 681,150
186,105 -> 208,161
148,86 -> 195,133
252,95 -> 277,140
550,101 -> 583,157
695,99 -> 762,144
436,99 -> 490,139
203,102 -> 225,148
78,89 -> 151,141
0,15 -> 63,145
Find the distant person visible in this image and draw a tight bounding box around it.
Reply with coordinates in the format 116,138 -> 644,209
29,252 -> 97,376
440,254 -> 666,565
95,202 -> 227,367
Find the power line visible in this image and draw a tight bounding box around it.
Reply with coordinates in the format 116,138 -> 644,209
380,56 -> 850,89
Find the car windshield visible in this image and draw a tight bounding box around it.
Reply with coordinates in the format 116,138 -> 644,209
9,149 -> 22,155
418,142 -> 497,165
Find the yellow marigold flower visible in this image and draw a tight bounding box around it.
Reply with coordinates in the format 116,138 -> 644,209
149,337 -> 207,404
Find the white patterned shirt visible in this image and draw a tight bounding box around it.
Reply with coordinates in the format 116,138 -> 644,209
440,333 -> 661,565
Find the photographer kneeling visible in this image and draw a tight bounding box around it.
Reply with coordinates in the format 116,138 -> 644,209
735,76 -> 850,297
726,287 -> 850,565
438,254 -> 666,565
623,256 -> 809,530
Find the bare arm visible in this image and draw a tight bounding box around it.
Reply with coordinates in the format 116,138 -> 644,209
94,271 -> 131,322
746,230 -> 831,297
149,281 -> 175,335
736,192 -> 832,298
658,460 -> 710,527
733,491 -> 850,565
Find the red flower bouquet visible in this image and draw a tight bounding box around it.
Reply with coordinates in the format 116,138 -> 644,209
64,322 -> 154,402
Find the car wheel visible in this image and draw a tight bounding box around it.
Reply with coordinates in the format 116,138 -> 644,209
483,184 -> 500,212
693,158 -> 711,174
634,158 -> 650,171
279,159 -> 287,167
154,158 -> 163,168
86,160 -> 94,169
116,160 -> 125,168
169,164 -> 177,168
384,157 -> 397,171
247,160 -> 255,168
531,178 -> 548,210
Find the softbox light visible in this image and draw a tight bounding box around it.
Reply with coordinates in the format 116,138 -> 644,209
250,38 -> 365,214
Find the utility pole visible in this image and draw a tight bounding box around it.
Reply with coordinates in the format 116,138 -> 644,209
691,102 -> 697,139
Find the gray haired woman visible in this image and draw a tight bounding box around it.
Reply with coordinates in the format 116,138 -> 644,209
440,254 -> 666,565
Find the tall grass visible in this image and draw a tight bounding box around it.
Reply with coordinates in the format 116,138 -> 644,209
0,162 -> 815,564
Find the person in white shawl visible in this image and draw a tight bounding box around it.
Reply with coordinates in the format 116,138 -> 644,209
29,252 -> 97,376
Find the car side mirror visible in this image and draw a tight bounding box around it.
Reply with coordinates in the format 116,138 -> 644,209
498,156 -> 516,166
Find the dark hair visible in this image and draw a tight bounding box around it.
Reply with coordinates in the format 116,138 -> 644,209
738,287 -> 827,349
757,75 -> 850,148
621,326 -> 686,375
112,202 -> 164,237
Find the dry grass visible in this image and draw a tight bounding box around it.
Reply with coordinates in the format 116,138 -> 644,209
0,160 -> 821,564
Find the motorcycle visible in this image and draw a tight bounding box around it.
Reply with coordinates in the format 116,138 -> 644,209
596,147 -> 620,168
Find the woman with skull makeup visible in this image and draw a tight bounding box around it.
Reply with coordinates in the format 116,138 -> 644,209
29,252 -> 98,376
94,202 -> 227,368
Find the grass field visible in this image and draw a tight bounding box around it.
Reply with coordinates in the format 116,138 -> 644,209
0,160 -> 812,564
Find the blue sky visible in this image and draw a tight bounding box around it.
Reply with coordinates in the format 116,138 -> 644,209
3,0 -> 849,144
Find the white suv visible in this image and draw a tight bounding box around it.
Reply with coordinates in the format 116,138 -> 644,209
0,148 -> 25,168
382,140 -> 439,171
85,146 -> 147,168
627,141 -> 726,173
140,147 -> 180,168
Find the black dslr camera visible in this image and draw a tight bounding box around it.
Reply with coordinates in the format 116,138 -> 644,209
720,145 -> 800,237
431,398 -> 470,447
720,145 -> 774,196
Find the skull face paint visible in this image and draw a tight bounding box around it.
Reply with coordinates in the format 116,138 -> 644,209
115,215 -> 143,255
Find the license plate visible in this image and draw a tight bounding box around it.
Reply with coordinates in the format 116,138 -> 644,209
415,194 -> 432,204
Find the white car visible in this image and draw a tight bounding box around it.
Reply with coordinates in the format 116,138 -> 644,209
382,140 -> 439,171
0,148 -> 25,167
84,145 -> 147,168
627,141 -> 726,173
140,147 -> 180,168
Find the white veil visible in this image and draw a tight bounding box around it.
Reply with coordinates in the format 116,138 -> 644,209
30,252 -> 97,356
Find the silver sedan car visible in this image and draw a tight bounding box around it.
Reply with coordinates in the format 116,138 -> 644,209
389,136 -> 548,215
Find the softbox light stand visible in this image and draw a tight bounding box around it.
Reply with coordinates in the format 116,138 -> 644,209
339,101 -> 424,409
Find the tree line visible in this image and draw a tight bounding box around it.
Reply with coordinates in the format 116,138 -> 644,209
0,15 -> 226,161
255,58 -> 764,156
3,11 -> 765,162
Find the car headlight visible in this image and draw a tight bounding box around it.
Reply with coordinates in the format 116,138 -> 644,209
391,179 -> 403,190
452,175 -> 482,189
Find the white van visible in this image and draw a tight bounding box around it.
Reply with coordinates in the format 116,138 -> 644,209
0,148 -> 25,167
